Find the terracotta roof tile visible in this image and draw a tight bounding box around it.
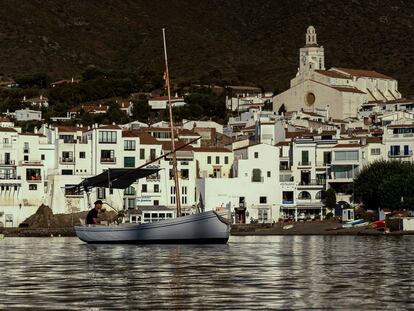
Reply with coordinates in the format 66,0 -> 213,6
333,68 -> 394,80
315,70 -> 350,79
193,147 -> 231,153
331,86 -> 366,94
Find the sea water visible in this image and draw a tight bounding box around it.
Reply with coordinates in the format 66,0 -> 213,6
1,235 -> 414,310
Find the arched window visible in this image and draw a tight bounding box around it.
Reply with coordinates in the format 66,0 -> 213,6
316,191 -> 326,200
298,191 -> 311,200
124,186 -> 136,196
252,169 -> 262,182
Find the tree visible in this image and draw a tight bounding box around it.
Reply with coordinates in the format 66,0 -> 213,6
354,161 -> 414,210
325,188 -> 337,210
131,100 -> 150,123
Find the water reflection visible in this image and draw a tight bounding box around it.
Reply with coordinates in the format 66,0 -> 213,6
1,236 -> 414,309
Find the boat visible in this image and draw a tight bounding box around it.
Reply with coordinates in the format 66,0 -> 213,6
72,29 -> 230,244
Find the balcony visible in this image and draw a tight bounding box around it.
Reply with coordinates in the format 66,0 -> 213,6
0,160 -> 15,166
297,161 -> 312,168
2,143 -> 13,149
388,150 -> 413,158
297,179 -> 326,188
26,176 -> 42,182
316,162 -> 331,169
0,174 -> 20,180
59,157 -> 75,164
100,157 -> 116,164
146,175 -> 160,182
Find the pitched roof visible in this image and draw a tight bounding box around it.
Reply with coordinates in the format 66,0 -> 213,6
0,127 -> 17,132
275,141 -> 290,146
193,147 -> 231,153
366,136 -> 382,143
315,70 -> 350,79
334,144 -> 362,148
332,68 -> 394,80
58,126 -> 85,133
122,130 -> 161,145
330,86 -> 366,94
98,124 -> 121,130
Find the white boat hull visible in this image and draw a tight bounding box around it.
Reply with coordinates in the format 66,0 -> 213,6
75,211 -> 230,244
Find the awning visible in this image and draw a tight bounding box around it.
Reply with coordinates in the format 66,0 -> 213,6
69,168 -> 160,194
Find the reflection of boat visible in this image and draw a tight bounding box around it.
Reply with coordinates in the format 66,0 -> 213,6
72,29 -> 230,244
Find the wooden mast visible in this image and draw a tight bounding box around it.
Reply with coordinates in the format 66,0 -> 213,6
162,28 -> 182,217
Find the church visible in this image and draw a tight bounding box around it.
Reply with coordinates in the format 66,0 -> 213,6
273,26 -> 402,119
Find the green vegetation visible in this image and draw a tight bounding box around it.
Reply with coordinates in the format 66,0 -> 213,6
325,188 -> 337,210
354,161 -> 414,211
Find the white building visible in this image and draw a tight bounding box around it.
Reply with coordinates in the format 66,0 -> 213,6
197,144 -> 281,224
273,26 -> 401,119
15,109 -> 42,121
148,96 -> 186,110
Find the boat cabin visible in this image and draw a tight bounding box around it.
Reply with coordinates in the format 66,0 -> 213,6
128,206 -> 175,224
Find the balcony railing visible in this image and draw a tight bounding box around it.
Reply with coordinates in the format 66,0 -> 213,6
316,162 -> 331,167
59,157 -> 75,164
0,174 -> 20,180
2,143 -> 13,148
0,160 -> 15,165
146,175 -> 160,182
100,157 -> 116,163
298,161 -> 311,167
388,150 -> 413,158
26,176 -> 42,182
298,179 -> 326,186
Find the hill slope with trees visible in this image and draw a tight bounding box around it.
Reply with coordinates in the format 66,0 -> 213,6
0,0 -> 413,94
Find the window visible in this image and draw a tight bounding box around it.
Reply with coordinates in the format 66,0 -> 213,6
124,140 -> 136,151
215,156 -> 220,164
98,131 -> 117,143
170,186 -> 176,195
24,155 -> 28,161
207,156 -> 211,164
150,149 -> 156,160
97,188 -> 106,199
260,196 -> 267,204
140,149 -> 145,160
323,151 -> 331,164
316,191 -> 326,200
267,171 -> 271,178
79,152 -> 86,159
26,168 -> 41,181
124,186 -> 136,196
154,184 -> 159,193
252,169 -> 262,182
301,150 -> 309,165
182,196 -> 187,204
124,157 -> 135,168
298,191 -> 311,200
126,198 -> 135,209
153,200 -> 159,206
24,142 -> 29,153
254,152 -> 259,158
61,151 -> 73,162
182,186 -> 187,195
61,169 -> 73,175
334,151 -> 359,161
101,150 -> 115,162
41,154 -> 45,160
224,156 -> 229,164
170,196 -> 176,204
29,184 -> 37,191
181,169 -> 189,179
258,208 -> 269,223
282,191 -> 294,204
142,184 -> 147,193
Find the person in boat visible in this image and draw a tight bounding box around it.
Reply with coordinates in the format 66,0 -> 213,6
86,200 -> 103,225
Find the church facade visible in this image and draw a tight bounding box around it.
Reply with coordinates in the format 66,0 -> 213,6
273,26 -> 402,119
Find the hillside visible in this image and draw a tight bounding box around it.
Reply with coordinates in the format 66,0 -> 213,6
0,0 -> 413,94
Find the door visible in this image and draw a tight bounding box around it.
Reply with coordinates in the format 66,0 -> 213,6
4,153 -> 10,165
301,150 -> 309,165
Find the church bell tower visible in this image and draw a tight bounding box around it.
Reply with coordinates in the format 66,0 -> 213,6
298,26 -> 325,74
